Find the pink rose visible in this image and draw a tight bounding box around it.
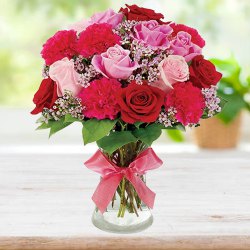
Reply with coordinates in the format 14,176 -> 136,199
70,9 -> 123,33
49,57 -> 82,96
151,55 -> 189,92
171,31 -> 202,62
91,45 -> 138,79
133,20 -> 172,49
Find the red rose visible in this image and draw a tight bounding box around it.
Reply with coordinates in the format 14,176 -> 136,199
117,81 -> 165,124
77,23 -> 121,58
31,78 -> 58,115
170,23 -> 205,48
189,55 -> 222,89
119,4 -> 167,24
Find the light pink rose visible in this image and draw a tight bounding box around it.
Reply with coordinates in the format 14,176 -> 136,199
91,45 -> 138,79
171,31 -> 202,62
151,55 -> 189,93
133,20 -> 173,49
70,9 -> 123,33
49,57 -> 82,96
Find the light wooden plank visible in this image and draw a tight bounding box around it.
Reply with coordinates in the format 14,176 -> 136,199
1,236 -> 250,250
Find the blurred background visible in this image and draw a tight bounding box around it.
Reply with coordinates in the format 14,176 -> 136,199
0,0 -> 250,150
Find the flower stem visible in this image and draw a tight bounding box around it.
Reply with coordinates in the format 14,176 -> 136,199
117,177 -> 126,217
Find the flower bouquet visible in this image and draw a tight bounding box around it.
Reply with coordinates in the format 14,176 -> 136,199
31,4 -> 223,233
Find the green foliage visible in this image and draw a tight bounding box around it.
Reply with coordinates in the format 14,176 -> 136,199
36,117 -> 72,137
134,122 -> 145,129
97,131 -> 137,154
64,114 -> 82,123
82,119 -> 117,145
132,123 -> 162,146
210,56 -> 250,123
36,122 -> 51,130
165,129 -> 185,142
161,123 -> 186,131
162,123 -> 186,142
49,119 -> 72,137
216,88 -> 246,123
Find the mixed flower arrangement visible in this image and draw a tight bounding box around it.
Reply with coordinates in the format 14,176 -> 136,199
31,5 -> 223,222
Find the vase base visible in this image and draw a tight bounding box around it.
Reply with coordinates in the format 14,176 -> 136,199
92,208 -> 153,234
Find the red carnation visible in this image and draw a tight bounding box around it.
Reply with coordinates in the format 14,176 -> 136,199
78,78 -> 121,120
165,82 -> 205,126
119,4 -> 167,24
77,23 -> 121,58
117,81 -> 165,124
170,23 -> 205,48
41,30 -> 78,65
31,78 -> 58,115
189,55 -> 222,89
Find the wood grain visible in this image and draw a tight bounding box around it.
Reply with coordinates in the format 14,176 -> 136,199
1,236 -> 250,250
0,147 -> 250,249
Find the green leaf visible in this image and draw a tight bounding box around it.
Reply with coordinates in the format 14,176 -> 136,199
97,131 -> 137,154
35,116 -> 45,124
82,119 -> 117,145
217,91 -> 246,124
219,96 -> 228,110
49,119 -> 72,137
132,123 -> 162,146
163,123 -> 186,131
64,114 -> 81,123
175,124 -> 186,131
134,121 -> 144,129
36,122 -> 51,130
165,129 -> 185,142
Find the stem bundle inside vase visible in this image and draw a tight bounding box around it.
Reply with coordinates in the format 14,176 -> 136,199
104,141 -> 147,218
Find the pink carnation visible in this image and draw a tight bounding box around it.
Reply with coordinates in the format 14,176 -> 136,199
78,78 -> 121,120
77,23 -> 121,58
41,30 -> 78,65
165,82 -> 205,125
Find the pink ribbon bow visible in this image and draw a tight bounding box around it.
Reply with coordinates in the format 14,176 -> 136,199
84,148 -> 163,213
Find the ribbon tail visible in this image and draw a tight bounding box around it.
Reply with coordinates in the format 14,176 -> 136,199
126,174 -> 156,209
92,173 -> 123,214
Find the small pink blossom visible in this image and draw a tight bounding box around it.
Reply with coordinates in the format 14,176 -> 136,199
171,31 -> 202,62
91,45 -> 138,79
49,57 -> 82,97
70,8 -> 123,33
133,20 -> 172,49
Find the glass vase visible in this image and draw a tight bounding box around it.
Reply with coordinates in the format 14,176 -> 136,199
92,141 -> 153,233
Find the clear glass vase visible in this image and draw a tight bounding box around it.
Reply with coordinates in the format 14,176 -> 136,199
92,141 -> 153,233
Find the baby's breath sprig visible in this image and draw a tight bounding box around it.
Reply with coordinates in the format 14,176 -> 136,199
42,91 -> 85,123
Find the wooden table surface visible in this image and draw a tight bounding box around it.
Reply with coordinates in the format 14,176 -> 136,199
0,144 -> 250,250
